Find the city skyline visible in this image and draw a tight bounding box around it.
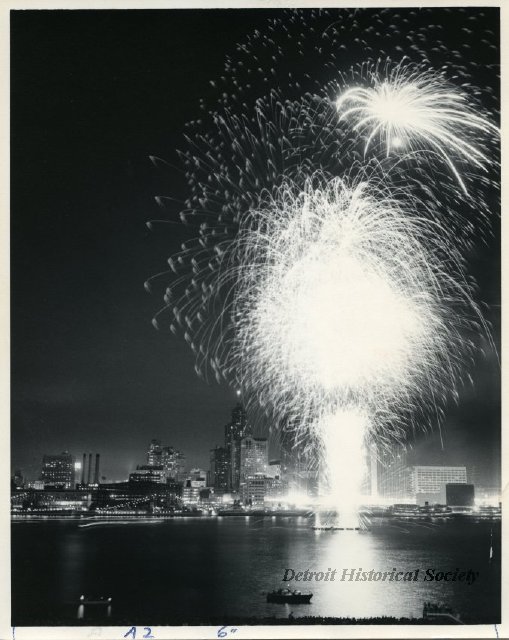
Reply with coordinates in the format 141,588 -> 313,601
15,406 -> 499,499
13,395 -> 501,486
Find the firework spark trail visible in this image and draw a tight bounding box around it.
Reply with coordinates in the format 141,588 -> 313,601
147,8 -> 499,519
335,62 -> 499,194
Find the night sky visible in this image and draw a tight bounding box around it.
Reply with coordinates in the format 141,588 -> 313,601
11,9 -> 500,485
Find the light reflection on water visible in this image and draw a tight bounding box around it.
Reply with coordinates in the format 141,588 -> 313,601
12,516 -> 500,625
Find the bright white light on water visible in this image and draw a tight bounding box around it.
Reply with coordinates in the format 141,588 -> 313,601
318,408 -> 368,524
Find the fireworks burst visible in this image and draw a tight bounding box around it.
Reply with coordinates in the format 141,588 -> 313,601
147,8 -> 499,521
231,176 -> 481,451
336,62 -> 499,194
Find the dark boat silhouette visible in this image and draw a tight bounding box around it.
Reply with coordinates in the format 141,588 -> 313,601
267,588 -> 312,604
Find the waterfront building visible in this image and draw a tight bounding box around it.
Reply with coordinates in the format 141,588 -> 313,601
129,465 -> 166,484
240,474 -> 267,506
265,476 -> 288,501
475,485 -> 501,506
146,440 -> 186,481
182,471 -> 207,504
378,452 -> 468,505
446,483 -> 475,507
77,452 -> 101,488
224,403 -> 251,491
11,489 -> 91,513
12,469 -> 24,490
161,446 -> 186,481
41,452 -> 75,489
378,449 -> 413,502
209,446 -> 230,492
28,480 -> 45,490
147,439 -> 163,466
95,481 -> 181,511
240,437 -> 268,481
278,419 -> 319,497
268,460 -> 281,479
411,465 -> 467,505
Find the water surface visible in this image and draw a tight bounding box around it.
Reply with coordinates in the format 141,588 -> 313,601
11,516 -> 500,625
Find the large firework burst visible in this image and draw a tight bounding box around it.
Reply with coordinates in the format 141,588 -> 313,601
147,8 -> 499,516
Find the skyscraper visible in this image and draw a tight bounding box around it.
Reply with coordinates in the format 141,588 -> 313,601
41,452 -> 75,489
147,439 -> 163,466
146,440 -> 186,482
378,448 -> 413,501
224,403 -> 250,491
240,437 -> 269,481
161,446 -> 186,481
210,446 -> 229,491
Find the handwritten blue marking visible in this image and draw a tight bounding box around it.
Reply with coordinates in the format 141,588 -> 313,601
124,627 -> 136,639
217,627 -> 238,638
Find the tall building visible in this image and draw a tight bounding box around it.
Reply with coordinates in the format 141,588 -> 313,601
146,440 -> 186,482
210,446 -> 229,491
239,437 -> 270,504
278,417 -> 319,496
41,452 -> 75,489
224,403 -> 251,491
147,439 -> 163,466
240,437 -> 268,481
161,446 -> 186,481
182,469 -> 207,504
378,448 -> 413,502
446,483 -> 475,507
268,460 -> 281,479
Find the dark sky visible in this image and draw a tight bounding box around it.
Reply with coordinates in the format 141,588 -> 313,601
11,9 -> 500,484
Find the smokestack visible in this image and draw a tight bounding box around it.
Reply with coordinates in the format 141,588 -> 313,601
81,453 -> 86,484
87,453 -> 92,485
94,454 -> 100,485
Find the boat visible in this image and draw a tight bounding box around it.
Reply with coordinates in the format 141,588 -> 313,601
423,602 -> 462,624
267,588 -> 312,604
79,595 -> 112,605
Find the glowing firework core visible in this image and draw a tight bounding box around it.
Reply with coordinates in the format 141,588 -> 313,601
280,243 -> 423,391
237,178 -> 450,411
